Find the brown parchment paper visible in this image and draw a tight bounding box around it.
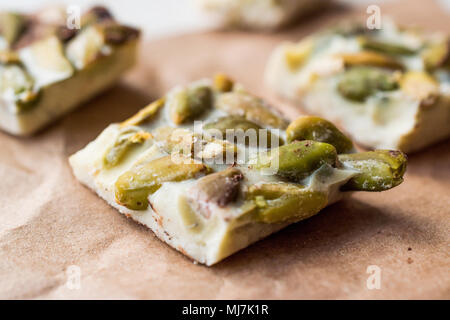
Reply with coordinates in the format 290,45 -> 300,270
0,0 -> 449,299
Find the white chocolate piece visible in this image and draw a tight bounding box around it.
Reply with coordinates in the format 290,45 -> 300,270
70,80 -> 357,266
265,20 -> 450,153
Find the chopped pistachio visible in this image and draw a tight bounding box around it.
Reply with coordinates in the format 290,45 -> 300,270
284,37 -> 314,71
213,73 -> 234,92
336,51 -> 404,70
153,126 -> 237,162
215,91 -> 288,129
0,63 -> 39,111
0,50 -> 20,64
187,167 -> 243,218
178,196 -> 204,233
115,155 -> 211,210
15,90 -> 40,112
255,140 -> 338,181
0,64 -> 32,93
339,150 -> 407,191
337,66 -> 399,102
120,98 -> 165,127
358,36 -> 416,56
422,39 -> 450,70
244,182 -> 328,223
103,128 -> 152,168
169,85 -> 212,124
152,126 -> 196,154
204,116 -> 283,148
286,116 -> 353,153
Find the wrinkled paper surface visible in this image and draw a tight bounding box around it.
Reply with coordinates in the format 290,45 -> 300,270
0,0 -> 449,299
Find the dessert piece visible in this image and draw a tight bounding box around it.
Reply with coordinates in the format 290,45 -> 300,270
69,74 -> 407,266
0,6 -> 140,136
265,20 -> 450,152
196,0 -> 329,31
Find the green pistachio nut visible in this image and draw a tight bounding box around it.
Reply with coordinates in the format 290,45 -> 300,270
115,155 -> 211,210
152,126 -> 236,162
204,116 -> 283,148
286,116 -> 353,153
120,98 -> 165,127
422,39 -> 450,70
0,12 -> 27,46
103,128 -> 152,168
339,150 -> 407,191
204,116 -> 261,133
188,167 -> 243,218
358,36 -> 416,56
215,91 -> 288,129
244,183 -> 328,223
169,85 -> 212,125
337,66 -> 399,102
213,73 -> 234,92
192,167 -> 242,207
196,138 -> 237,164
0,64 -> 39,111
284,37 -> 314,71
255,140 -> 338,181
15,90 -> 40,112
337,51 -> 404,70
0,64 -> 33,94
0,50 -> 20,64
152,126 -> 194,154
178,196 -> 204,233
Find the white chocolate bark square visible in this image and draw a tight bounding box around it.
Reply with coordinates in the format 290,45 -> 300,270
70,75 -> 406,265
0,6 -> 140,136
265,20 -> 450,152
